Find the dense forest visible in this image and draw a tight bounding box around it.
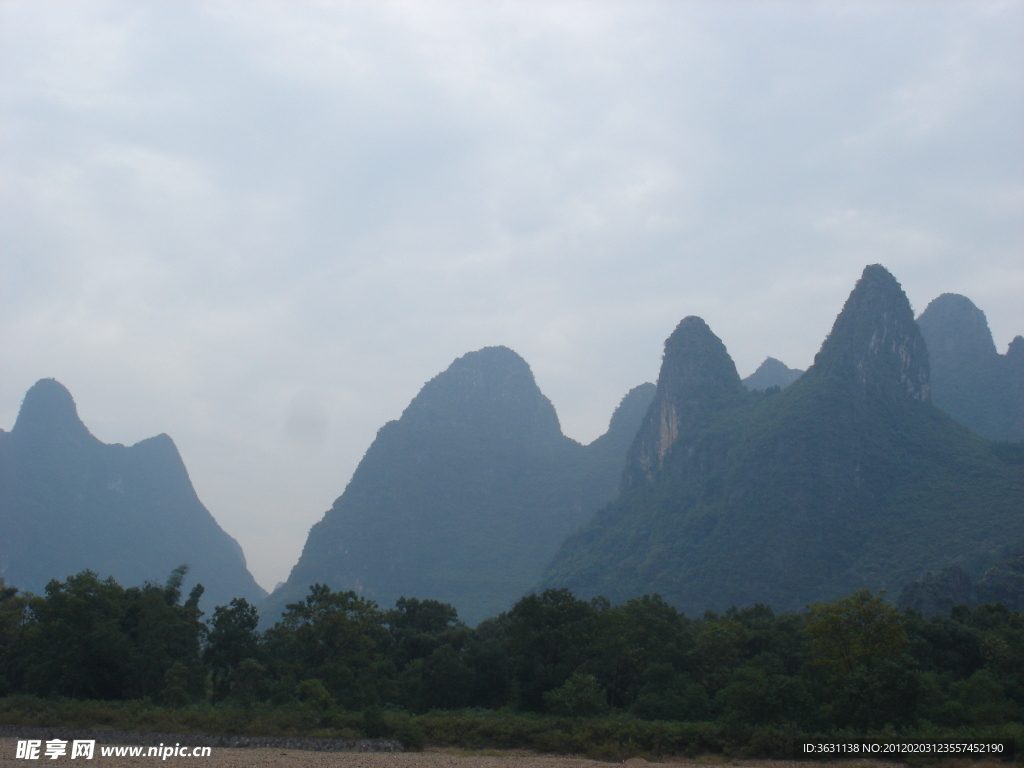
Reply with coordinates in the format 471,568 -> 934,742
1,569 -> 1022,756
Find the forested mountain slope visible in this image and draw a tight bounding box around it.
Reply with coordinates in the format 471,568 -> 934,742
542,265 -> 1024,615
264,347 -> 653,625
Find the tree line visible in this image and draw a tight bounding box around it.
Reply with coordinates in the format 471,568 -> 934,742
1,568 -> 1021,733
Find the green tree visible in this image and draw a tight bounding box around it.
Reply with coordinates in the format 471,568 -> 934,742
543,671 -> 609,716
714,655 -> 811,725
504,589 -> 598,710
125,568 -> 206,702
25,571 -> 133,698
630,662 -> 710,721
22,568 -> 205,701
0,580 -> 36,696
690,617 -> 749,695
398,644 -> 474,712
265,584 -> 392,708
804,590 -> 917,729
204,597 -> 261,701
585,594 -> 693,708
462,616 -> 515,708
804,590 -> 907,680
386,597 -> 466,670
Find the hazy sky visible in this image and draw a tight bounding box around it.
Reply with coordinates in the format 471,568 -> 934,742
2,1 -> 1021,593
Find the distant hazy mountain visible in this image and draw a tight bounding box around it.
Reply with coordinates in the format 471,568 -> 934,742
264,347 -> 654,626
542,265 -> 1024,615
742,357 -> 803,391
917,293 -> 1024,441
898,547 -> 1024,617
0,379 -> 266,609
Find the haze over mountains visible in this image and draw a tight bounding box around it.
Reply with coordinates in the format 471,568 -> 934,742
2,265 -> 1021,624
264,346 -> 654,625
0,379 -> 266,609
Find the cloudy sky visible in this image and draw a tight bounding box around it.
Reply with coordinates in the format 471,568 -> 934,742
2,0 -> 1021,593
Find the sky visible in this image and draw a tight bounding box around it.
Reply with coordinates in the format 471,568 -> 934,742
1,0 -> 1021,594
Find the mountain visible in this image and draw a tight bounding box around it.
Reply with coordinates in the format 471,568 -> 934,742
742,357 -> 803,391
263,347 -> 654,626
898,549 -> 1024,617
917,293 -> 1024,441
0,379 -> 266,609
541,265 -> 1024,615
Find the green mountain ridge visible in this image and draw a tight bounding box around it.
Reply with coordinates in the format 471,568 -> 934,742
263,346 -> 654,626
0,379 -> 266,609
541,265 -> 1024,615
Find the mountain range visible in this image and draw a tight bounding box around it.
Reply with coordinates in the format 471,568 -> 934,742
3,266 -> 1021,623
540,265 -> 1024,614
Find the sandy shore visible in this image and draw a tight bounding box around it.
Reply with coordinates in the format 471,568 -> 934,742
1,739 -> 956,768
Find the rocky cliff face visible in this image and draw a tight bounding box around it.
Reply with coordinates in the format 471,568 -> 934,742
624,317 -> 744,487
264,347 -> 652,626
0,379 -> 266,609
917,293 -> 1023,441
810,264 -> 930,402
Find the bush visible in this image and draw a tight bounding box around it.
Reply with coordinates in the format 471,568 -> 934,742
394,719 -> 426,750
295,679 -> 333,709
543,673 -> 610,717
361,708 -> 390,738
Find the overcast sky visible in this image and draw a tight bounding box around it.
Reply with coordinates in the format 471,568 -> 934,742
2,0 -> 1021,593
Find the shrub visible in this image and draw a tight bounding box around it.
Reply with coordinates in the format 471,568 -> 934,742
544,673 -> 610,717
